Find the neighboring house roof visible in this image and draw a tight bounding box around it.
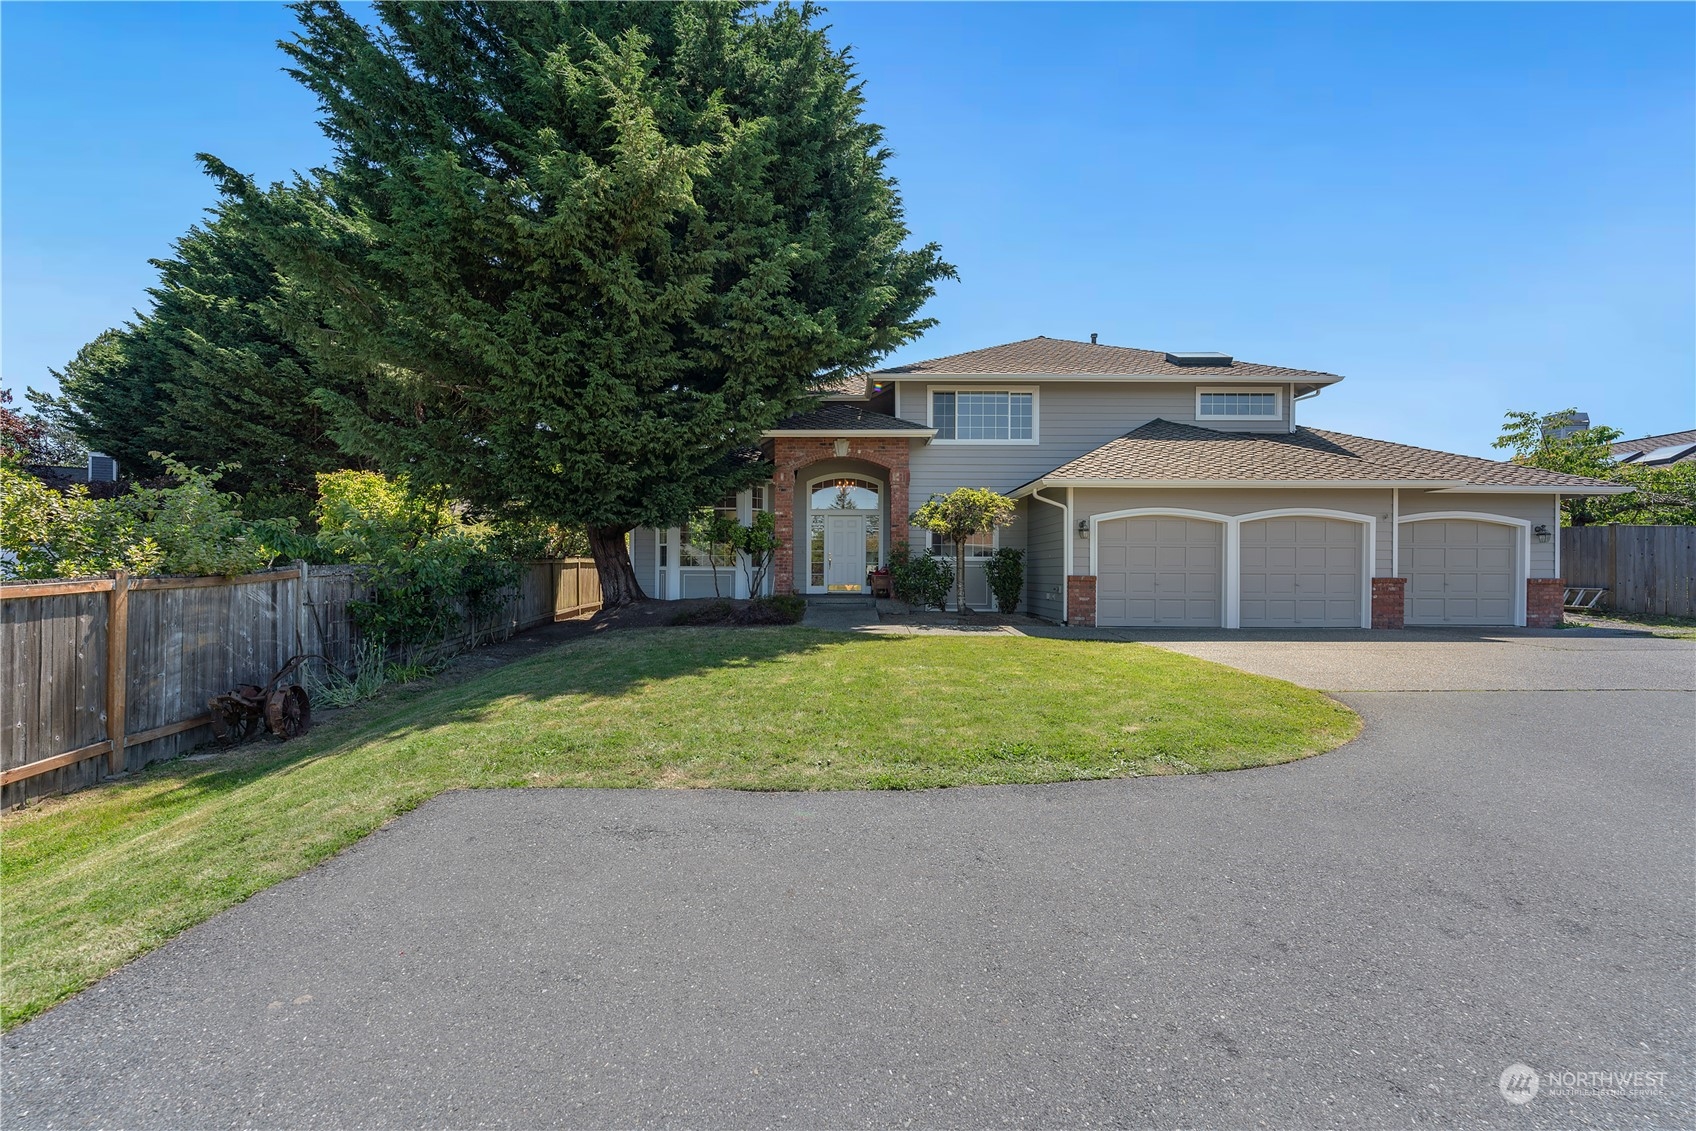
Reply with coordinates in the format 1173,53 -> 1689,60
1610,429 -> 1696,466
869,336 -> 1343,384
764,403 -> 936,437
20,464 -> 125,499
1014,419 -> 1631,495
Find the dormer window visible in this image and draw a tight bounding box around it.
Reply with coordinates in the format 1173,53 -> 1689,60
1197,387 -> 1281,421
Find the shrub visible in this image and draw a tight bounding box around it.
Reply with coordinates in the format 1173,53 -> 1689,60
888,543 -> 953,611
310,471 -> 522,659
983,547 -> 1025,614
0,454 -> 284,579
670,599 -> 736,626
739,593 -> 806,625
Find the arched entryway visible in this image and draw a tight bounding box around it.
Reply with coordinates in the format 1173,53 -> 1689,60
770,437 -> 912,595
804,474 -> 883,592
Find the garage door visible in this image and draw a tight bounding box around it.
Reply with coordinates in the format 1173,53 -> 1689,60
1239,517 -> 1364,628
1400,520 -> 1517,625
1095,516 -> 1222,627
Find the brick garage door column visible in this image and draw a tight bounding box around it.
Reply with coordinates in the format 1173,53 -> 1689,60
1526,577 -> 1564,628
770,436 -> 912,596
1067,575 -> 1096,627
1371,577 -> 1406,629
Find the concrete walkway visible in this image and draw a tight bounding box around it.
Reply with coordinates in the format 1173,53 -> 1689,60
799,595 -> 881,631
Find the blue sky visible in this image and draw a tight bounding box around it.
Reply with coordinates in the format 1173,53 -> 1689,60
4,2 -> 1692,456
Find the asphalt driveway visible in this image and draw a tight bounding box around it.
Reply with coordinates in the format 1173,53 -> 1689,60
4,630 -> 1693,1129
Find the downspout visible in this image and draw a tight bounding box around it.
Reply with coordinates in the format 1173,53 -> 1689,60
1553,494 -> 1561,580
1032,487 -> 1069,624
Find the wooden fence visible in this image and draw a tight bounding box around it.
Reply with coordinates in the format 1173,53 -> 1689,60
1561,525 -> 1696,618
1,559 -> 600,808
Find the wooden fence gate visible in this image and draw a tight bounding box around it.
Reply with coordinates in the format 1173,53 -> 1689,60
1,559 -> 601,808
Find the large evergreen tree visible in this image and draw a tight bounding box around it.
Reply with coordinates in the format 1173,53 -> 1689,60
214,0 -> 952,604
48,199 -> 369,521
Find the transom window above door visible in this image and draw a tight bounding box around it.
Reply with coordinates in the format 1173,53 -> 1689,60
1197,388 -> 1281,420
810,478 -> 880,511
931,390 -> 1036,442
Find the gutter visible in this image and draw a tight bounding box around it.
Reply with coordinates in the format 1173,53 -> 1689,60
1011,478 -> 1468,497
1030,488 -> 1070,624
761,428 -> 937,439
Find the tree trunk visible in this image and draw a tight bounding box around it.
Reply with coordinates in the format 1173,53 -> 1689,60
955,538 -> 968,614
587,524 -> 646,609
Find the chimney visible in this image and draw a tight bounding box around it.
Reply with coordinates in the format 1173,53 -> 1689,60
1089,333 -> 1098,345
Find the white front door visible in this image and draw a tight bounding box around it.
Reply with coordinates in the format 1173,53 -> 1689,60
825,514 -> 866,591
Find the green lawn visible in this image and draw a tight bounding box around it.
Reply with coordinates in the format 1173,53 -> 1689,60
1,627 -> 1358,1028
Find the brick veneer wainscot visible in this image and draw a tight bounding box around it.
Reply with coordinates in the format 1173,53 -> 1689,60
1066,575 -> 1096,627
1371,577 -> 1406,630
1526,577 -> 1564,628
770,436 -> 912,595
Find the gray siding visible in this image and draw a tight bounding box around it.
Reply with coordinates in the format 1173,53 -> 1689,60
1024,493 -> 1064,622
898,380 -> 1295,511
631,527 -> 658,598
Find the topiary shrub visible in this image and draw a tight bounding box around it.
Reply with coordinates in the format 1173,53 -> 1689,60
983,547 -> 1025,614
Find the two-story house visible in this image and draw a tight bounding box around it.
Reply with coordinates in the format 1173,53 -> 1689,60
632,336 -> 1627,628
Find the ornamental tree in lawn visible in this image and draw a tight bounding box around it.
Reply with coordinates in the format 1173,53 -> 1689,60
910,487 -> 1017,614
213,1 -> 953,606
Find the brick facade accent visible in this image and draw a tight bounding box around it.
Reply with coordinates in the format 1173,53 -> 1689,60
1066,575 -> 1096,627
770,436 -> 912,595
1526,577 -> 1564,628
1371,577 -> 1406,630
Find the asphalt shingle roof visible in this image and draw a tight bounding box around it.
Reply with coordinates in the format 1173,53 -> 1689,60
1027,419 -> 1624,491
769,403 -> 932,432
870,336 -> 1341,380
1611,429 -> 1696,464
814,373 -> 869,398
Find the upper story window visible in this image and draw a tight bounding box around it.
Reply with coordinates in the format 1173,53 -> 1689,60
931,389 -> 1036,442
1197,387 -> 1282,421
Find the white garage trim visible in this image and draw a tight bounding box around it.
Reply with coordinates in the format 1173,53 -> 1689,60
1397,512 -> 1530,627
1086,506 -> 1374,629
1088,508 -> 1230,628
1234,509 -> 1376,630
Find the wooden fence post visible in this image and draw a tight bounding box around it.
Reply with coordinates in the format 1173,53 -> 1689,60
106,570 -> 130,776
1606,524 -> 1619,613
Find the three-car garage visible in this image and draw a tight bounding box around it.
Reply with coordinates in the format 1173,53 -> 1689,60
1087,509 -> 1527,629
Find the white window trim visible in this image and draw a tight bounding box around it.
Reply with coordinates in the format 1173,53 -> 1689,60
926,386 -> 1040,445
925,526 -> 1000,559
1196,386 -> 1283,422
